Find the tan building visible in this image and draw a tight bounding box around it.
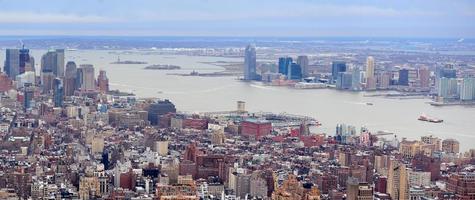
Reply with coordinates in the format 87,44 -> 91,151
442,139 -> 460,154
272,175 -> 320,200
421,135 -> 441,151
177,175 -> 194,185
154,140 -> 169,156
79,176 -> 100,200
91,136 -> 104,154
211,129 -> 225,145
387,159 -> 409,200
156,183 -> 198,200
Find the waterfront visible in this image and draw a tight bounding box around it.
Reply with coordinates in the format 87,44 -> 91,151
2,49 -> 474,151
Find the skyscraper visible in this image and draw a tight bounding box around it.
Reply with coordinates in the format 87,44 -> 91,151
78,64 -> 95,91
366,56 -> 375,79
4,49 -> 20,78
41,49 -> 65,77
23,83 -> 34,112
288,63 -> 302,80
64,61 -> 78,96
297,55 -> 309,77
278,57 -> 293,76
418,67 -> 431,88
243,44 -> 257,80
398,69 -> 409,86
336,72 -> 352,90
331,61 -> 346,83
19,46 -> 32,75
351,66 -> 362,91
97,70 -> 109,93
460,77 -> 475,101
53,78 -> 64,107
438,77 -> 458,99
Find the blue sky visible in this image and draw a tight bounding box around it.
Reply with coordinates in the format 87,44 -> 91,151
0,0 -> 473,37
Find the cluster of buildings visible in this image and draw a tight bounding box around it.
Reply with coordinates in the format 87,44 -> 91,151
0,45 -> 474,200
242,45 -> 475,104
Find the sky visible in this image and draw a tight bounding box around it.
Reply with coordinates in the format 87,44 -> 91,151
0,0 -> 473,38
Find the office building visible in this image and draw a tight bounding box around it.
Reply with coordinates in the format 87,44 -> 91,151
332,61 -> 347,83
297,55 -> 309,77
351,67 -> 362,91
460,77 -> 475,101
387,159 -> 409,200
0,73 -> 13,92
438,78 -> 458,99
23,83 -> 34,112
41,71 -> 55,93
418,67 -> 431,88
336,72 -> 352,90
64,61 -> 78,96
240,119 -> 272,140
97,70 -> 109,93
243,44 -> 257,80
278,57 -> 293,76
148,99 -> 176,125
4,49 -> 20,78
41,49 -> 65,77
77,64 -> 95,91
366,56 -> 375,79
289,63 -> 302,80
53,78 -> 64,107
399,69 -> 409,86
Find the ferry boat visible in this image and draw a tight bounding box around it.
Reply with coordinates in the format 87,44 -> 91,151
418,114 -> 443,123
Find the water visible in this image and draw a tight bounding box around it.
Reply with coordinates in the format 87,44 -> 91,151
2,50 -> 475,151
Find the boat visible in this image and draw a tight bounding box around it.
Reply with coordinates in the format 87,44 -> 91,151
366,102 -> 374,106
418,114 -> 443,123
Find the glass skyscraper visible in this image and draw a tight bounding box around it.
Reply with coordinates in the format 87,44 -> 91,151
243,44 -> 257,80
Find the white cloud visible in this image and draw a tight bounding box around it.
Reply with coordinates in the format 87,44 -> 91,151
0,12 -> 118,23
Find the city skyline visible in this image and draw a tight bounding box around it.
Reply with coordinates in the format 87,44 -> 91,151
0,0 -> 473,38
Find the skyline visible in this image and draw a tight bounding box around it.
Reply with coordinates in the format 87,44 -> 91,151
0,0 -> 473,38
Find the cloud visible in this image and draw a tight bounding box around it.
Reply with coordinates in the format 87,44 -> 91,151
0,12 -> 118,24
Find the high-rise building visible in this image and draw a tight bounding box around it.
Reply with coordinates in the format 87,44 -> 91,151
19,46 -> 32,75
243,44 -> 257,80
4,49 -> 20,78
64,61 -> 78,96
442,139 -> 460,154
351,67 -> 362,91
0,73 -> 13,92
336,72 -> 352,90
418,67 -> 431,88
297,55 -> 309,77
377,72 -> 391,89
437,78 -> 458,99
41,49 -> 65,77
97,70 -> 109,93
366,56 -> 375,79
148,99 -> 176,125
435,65 -> 457,91
460,77 -> 475,101
23,83 -> 34,112
399,69 -> 409,86
41,71 -> 55,93
288,63 -> 302,80
77,64 -> 95,91
387,159 -> 409,200
53,78 -> 64,107
278,57 -> 293,76
332,61 -> 347,83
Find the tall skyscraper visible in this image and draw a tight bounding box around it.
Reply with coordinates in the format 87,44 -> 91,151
336,72 -> 352,90
23,83 -> 34,112
398,69 -> 409,86
41,49 -> 65,77
297,55 -> 309,77
53,78 -> 64,107
64,61 -> 78,96
243,44 -> 257,80
4,49 -> 20,78
41,71 -> 55,93
77,64 -> 95,91
460,77 -> 475,101
288,63 -> 302,80
331,61 -> 346,83
438,77 -> 458,99
418,67 -> 430,88
366,56 -> 375,79
97,70 -> 110,93
19,46 -> 32,75
351,66 -> 362,91
278,57 -> 293,76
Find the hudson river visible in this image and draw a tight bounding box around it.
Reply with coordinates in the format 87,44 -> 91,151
3,50 -> 475,151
